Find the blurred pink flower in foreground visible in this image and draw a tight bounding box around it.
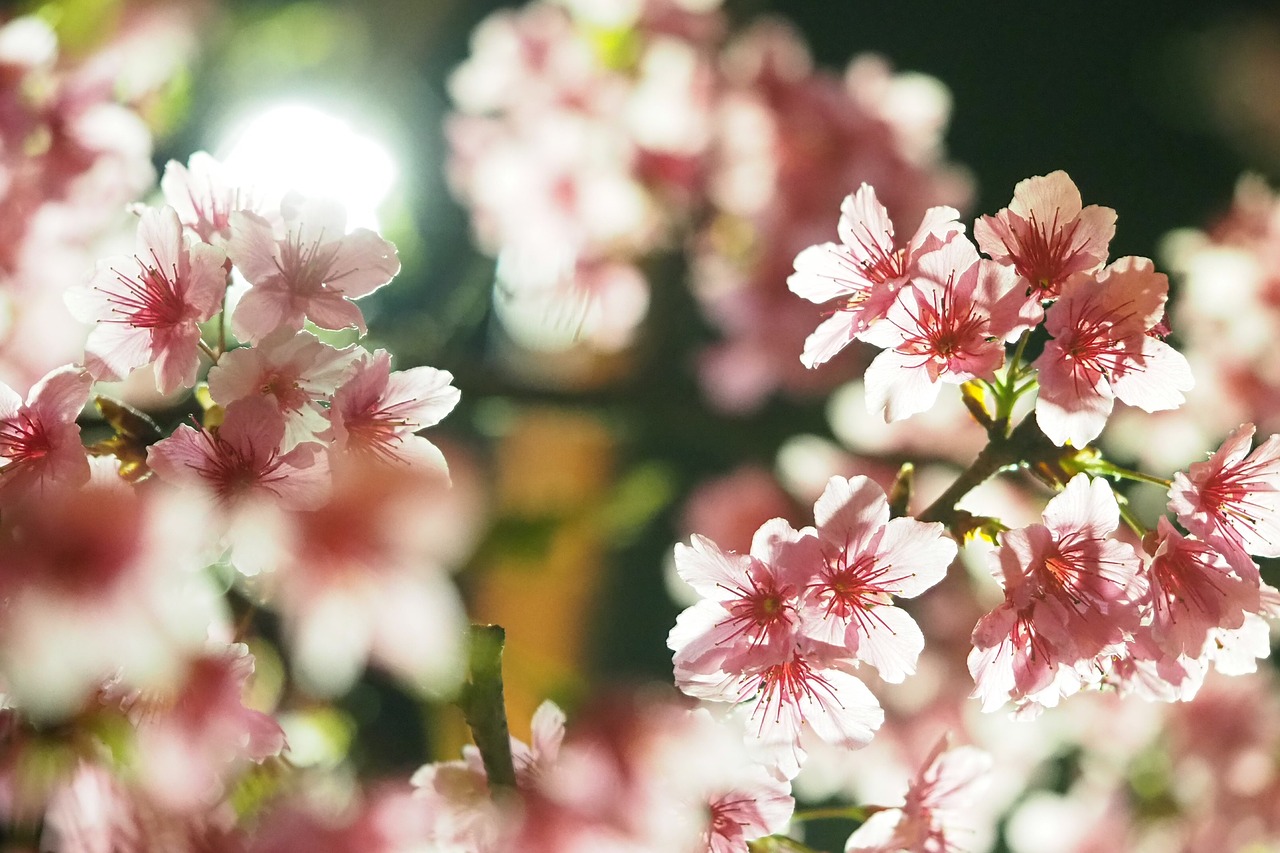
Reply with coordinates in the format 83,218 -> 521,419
230,462 -> 469,698
845,734 -> 992,853
0,480 -> 225,720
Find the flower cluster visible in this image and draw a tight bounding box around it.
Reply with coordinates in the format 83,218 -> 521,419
447,0 -> 970,409
0,139 -> 467,846
0,12 -> 188,386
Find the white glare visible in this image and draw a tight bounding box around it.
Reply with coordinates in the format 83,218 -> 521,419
218,103 -> 396,231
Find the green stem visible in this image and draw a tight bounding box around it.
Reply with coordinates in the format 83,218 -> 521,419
458,624 -> 517,791
198,339 -> 219,365
747,837 -> 821,853
1091,463 -> 1172,489
1117,498 -> 1149,538
791,804 -> 873,822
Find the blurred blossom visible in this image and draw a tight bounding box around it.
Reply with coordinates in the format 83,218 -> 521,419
0,481 -> 227,721
230,461 -> 470,699
692,21 -> 972,412
0,11 -> 194,386
1118,175 -> 1280,470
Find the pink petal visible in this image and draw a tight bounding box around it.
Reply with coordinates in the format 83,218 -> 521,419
151,325 -> 204,396
813,475 -> 890,552
1008,170 -> 1083,221
231,283 -> 296,345
863,349 -> 942,422
83,322 -> 154,382
383,366 -> 461,428
1111,337 -> 1193,412
788,243 -> 868,304
853,604 -> 924,683
326,229 -> 400,299
801,312 -> 860,369
837,184 -> 895,260
28,365 -> 92,421
304,290 -> 367,334
227,211 -> 281,286
135,205 -> 184,277
1041,474 -> 1119,540
874,516 -> 956,598
674,535 -> 755,600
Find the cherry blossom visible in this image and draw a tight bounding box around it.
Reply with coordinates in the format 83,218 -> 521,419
512,694 -> 791,852
410,700 -> 565,850
668,520 -> 815,677
160,151 -> 264,246
974,170 -> 1116,307
67,205 -> 227,395
1034,256 -> 1194,447
207,329 -> 356,451
969,475 -> 1145,712
125,644 -> 286,813
41,763 -> 246,853
0,364 -> 91,506
669,518 -> 884,778
804,474 -> 956,682
327,348 -> 460,473
788,183 -> 963,368
1168,422 -> 1280,557
147,397 -> 330,511
705,773 -> 794,853
228,195 -> 399,344
860,237 -> 1010,421
1141,516 -> 1262,660
0,481 -> 226,720
228,461 -> 468,698
845,735 -> 992,853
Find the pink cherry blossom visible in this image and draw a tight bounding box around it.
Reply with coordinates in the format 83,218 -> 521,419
410,700 -> 564,850
160,151 -> 263,246
669,519 -> 883,779
703,763 -> 794,853
860,238 -> 1010,421
207,330 -> 356,451
125,643 -> 286,813
41,763 -> 246,853
0,364 -> 91,506
804,474 -> 956,682
327,348 -> 460,473
146,397 -> 330,511
1141,516 -> 1262,660
1168,423 -> 1280,558
668,521 -> 814,678
512,694 -> 789,852
67,205 -> 227,395
974,170 -> 1116,306
228,462 -> 468,698
228,195 -> 399,344
844,735 -> 992,853
788,183 -> 962,368
0,481 -> 226,720
969,475 -> 1145,712
1034,256 -> 1194,447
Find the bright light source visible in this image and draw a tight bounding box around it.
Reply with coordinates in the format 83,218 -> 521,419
218,103 -> 396,230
